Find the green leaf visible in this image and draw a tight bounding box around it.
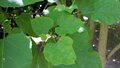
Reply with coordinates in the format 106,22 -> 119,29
16,13 -> 37,36
0,40 -> 3,67
55,12 -> 84,36
3,21 -> 12,33
44,36 -> 76,65
69,26 -> 101,68
0,33 -> 32,68
0,12 -> 7,23
47,5 -> 77,23
54,25 -> 102,68
46,6 -> 62,23
16,13 -> 31,33
55,51 -> 102,68
31,16 -> 54,36
91,0 -> 120,24
0,0 -> 43,7
74,0 -> 95,17
75,0 -> 120,25
10,28 -> 22,34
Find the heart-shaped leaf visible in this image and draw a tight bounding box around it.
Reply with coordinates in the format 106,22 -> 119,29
44,36 -> 76,65
31,16 -> 54,36
54,25 -> 102,68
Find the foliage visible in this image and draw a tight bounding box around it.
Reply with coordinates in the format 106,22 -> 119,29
0,0 -> 120,68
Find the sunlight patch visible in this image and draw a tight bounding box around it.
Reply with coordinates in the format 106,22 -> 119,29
48,0 -> 57,3
8,0 -> 24,6
78,27 -> 84,33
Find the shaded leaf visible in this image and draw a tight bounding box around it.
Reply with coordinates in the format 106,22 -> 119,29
16,13 -> 37,36
3,21 -> 12,33
0,33 -> 32,68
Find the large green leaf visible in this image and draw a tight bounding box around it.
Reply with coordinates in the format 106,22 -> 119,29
55,12 -> 84,36
0,33 -> 32,68
75,0 -> 120,25
91,0 -> 120,24
0,0 -> 43,7
44,36 -> 76,65
31,16 -> 54,36
54,25 -> 102,68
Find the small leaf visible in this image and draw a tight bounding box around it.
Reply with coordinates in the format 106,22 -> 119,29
46,6 -> 63,23
55,12 -> 84,36
31,16 -> 54,36
3,21 -> 12,33
44,36 -> 76,65
0,12 -> 7,23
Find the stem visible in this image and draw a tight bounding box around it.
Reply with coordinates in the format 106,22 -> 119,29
88,20 -> 95,38
98,23 -> 108,68
107,43 -> 120,61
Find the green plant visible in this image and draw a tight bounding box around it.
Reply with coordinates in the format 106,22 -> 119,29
0,0 -> 120,68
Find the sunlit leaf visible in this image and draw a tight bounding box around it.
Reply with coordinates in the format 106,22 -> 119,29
31,16 -> 54,36
54,25 -> 102,68
55,12 -> 84,36
44,36 -> 76,65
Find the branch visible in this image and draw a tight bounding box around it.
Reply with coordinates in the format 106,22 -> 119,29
107,43 -> 120,60
98,23 -> 108,68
